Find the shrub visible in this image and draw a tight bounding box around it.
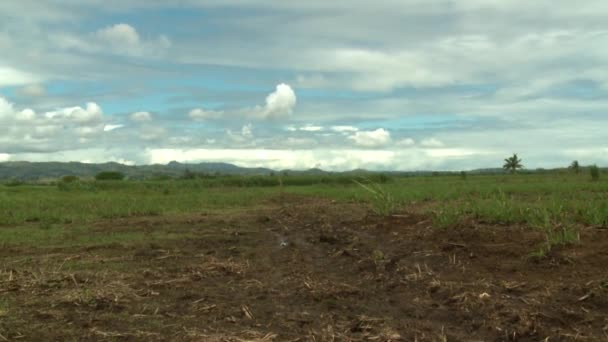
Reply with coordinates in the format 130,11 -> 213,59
529,208 -> 579,259
181,169 -> 196,180
432,207 -> 463,229
354,178 -> 397,216
590,165 -> 600,181
95,171 -> 125,181
4,179 -> 25,187
569,160 -> 580,174
149,174 -> 172,181
62,175 -> 80,183
377,173 -> 390,183
58,180 -> 98,192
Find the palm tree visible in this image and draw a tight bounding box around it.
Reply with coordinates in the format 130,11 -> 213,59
569,160 -> 580,174
503,153 -> 523,173
590,165 -> 600,181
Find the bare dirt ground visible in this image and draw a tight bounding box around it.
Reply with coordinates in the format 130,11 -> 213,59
1,195 -> 608,341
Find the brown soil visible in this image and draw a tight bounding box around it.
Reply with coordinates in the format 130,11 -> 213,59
1,196 -> 608,341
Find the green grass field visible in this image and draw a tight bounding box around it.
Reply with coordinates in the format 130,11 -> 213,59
2,172 -> 608,340
1,173 -> 606,247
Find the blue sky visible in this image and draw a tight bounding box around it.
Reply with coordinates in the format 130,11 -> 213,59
1,0 -> 608,170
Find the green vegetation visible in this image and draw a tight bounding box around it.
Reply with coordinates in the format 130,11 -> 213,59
61,175 -> 80,183
1,172 -> 607,255
528,207 -> 580,259
1,170 -> 607,340
353,177 -> 397,216
0,182 -> 278,226
503,153 -> 523,173
590,164 -> 600,181
0,173 -> 605,228
569,160 -> 580,174
460,171 -> 467,180
4,179 -> 25,187
95,171 -> 126,181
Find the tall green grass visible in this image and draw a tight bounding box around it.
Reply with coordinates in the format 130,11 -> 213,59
0,183 -> 278,225
353,178 -> 398,216
1,173 -> 607,230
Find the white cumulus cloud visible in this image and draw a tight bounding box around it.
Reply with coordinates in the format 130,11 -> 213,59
420,138 -> 444,148
103,124 -> 124,132
17,84 -> 46,97
130,111 -> 152,122
15,108 -> 37,121
257,83 -> 297,119
396,138 -> 416,146
189,108 -> 224,120
0,97 -> 14,118
299,124 -> 324,132
0,67 -> 40,87
331,126 -> 359,132
0,96 -> 110,154
227,124 -> 255,143
96,23 -> 141,47
348,128 -> 391,147
241,124 -> 253,138
52,23 -> 171,57
190,83 -> 297,121
45,102 -> 103,123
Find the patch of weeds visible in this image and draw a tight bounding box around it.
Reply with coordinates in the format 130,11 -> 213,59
529,208 -> 580,259
38,221 -> 54,230
545,225 -> 579,247
4,179 -> 25,187
528,248 -> 549,260
494,190 -> 522,222
460,171 -> 467,180
353,178 -> 398,216
432,207 -> 463,229
468,190 -> 527,225
372,250 -> 386,268
590,165 -> 600,181
0,298 -> 12,317
57,180 -> 98,192
581,200 -> 608,228
38,216 -> 62,230
61,175 -> 80,183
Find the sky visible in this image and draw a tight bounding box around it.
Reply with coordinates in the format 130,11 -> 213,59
1,0 -> 607,171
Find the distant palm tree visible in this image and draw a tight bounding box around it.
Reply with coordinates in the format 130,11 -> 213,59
590,165 -> 600,181
569,160 -> 580,174
503,154 -> 523,173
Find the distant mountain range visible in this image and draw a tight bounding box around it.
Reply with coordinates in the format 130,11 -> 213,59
0,161 -> 414,180
0,161 -> 577,180
0,161 -> 274,180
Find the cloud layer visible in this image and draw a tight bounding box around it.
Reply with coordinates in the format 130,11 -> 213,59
1,1 -> 608,170
189,83 -> 297,121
